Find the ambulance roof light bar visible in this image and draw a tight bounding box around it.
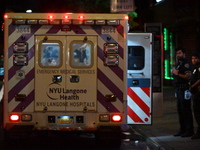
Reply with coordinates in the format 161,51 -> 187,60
4,14 -> 8,19
48,15 -> 54,20
64,15 -> 70,19
4,13 -> 128,20
124,15 -> 129,20
7,13 -> 123,26
78,15 -> 84,20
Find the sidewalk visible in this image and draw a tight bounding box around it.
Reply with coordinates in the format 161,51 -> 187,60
132,86 -> 200,150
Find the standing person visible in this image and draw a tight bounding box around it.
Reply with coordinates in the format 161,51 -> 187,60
190,52 -> 200,139
172,47 -> 194,137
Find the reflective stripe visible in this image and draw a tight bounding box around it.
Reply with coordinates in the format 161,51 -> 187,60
0,84 -> 3,102
127,87 -> 151,124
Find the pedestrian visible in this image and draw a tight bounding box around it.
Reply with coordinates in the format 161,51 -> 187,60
172,47 -> 194,137
189,51 -> 200,139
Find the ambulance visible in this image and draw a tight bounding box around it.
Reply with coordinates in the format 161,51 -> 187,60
3,13 -> 129,141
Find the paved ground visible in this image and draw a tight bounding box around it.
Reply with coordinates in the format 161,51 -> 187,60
132,86 -> 200,150
1,85 -> 200,149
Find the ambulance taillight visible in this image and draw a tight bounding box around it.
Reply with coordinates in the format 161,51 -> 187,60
99,114 -> 122,122
9,114 -> 20,122
111,115 -> 122,122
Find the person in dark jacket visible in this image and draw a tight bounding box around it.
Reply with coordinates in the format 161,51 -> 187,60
172,47 -> 194,137
190,51 -> 200,139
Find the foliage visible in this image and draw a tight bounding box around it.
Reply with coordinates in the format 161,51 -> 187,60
127,12 -> 139,29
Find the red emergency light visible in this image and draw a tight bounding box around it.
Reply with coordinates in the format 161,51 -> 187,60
4,14 -> 8,19
9,114 -> 20,121
64,15 -> 70,19
78,15 -> 84,20
111,114 -> 122,122
48,15 -> 54,20
124,15 -> 129,20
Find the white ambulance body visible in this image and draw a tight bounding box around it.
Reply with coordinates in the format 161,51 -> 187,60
3,13 -> 128,140
127,33 -> 153,125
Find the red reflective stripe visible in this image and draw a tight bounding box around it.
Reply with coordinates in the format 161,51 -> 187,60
141,87 -> 150,97
128,87 -> 150,116
128,106 -> 143,123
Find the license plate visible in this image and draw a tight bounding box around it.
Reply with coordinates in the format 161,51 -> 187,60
57,116 -> 74,124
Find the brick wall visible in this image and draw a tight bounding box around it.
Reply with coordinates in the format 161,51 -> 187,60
175,25 -> 200,59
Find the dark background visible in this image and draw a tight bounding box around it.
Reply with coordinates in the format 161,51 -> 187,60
0,0 -> 152,55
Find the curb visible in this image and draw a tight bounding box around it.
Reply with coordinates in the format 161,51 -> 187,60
130,126 -> 166,150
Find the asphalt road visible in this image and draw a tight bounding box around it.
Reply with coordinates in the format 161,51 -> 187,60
0,128 -> 154,150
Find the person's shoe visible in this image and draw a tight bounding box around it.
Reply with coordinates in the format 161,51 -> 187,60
181,132 -> 193,137
174,131 -> 184,136
191,134 -> 200,140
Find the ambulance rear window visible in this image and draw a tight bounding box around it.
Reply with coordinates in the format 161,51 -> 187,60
40,42 -> 61,67
70,42 -> 93,68
128,46 -> 145,70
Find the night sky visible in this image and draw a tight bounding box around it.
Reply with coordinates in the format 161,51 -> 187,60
0,0 -> 151,16
0,0 -> 112,14
0,0 -> 112,52
0,0 -> 150,53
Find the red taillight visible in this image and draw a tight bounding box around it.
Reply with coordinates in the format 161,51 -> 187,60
111,115 -> 122,122
9,114 -> 20,121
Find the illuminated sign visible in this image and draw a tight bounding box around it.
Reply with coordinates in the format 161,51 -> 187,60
110,0 -> 134,13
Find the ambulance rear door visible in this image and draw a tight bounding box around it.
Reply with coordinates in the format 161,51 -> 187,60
127,33 -> 152,124
35,35 -> 97,112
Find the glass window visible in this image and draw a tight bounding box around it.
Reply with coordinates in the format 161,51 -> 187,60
128,46 -> 145,70
70,42 -> 93,67
40,42 -> 61,67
